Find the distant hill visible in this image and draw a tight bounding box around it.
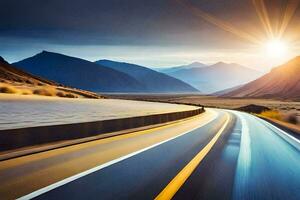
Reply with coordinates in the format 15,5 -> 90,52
156,62 -> 207,74
223,57 -> 300,100
13,51 -> 145,92
95,60 -> 199,93
164,62 -> 263,93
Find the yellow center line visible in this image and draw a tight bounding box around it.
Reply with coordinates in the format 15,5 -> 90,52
155,113 -> 231,200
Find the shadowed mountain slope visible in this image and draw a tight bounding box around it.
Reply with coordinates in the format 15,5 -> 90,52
96,60 -> 199,93
212,84 -> 244,96
1,56 -> 102,98
13,51 -> 145,92
224,57 -> 300,100
0,56 -> 56,85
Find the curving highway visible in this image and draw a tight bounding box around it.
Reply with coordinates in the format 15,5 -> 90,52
0,109 -> 299,200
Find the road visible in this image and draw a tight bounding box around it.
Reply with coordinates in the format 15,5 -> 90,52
0,109 -> 299,200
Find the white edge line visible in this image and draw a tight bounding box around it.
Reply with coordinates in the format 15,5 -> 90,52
254,116 -> 300,150
256,117 -> 300,143
18,110 -> 219,200
228,110 -> 299,145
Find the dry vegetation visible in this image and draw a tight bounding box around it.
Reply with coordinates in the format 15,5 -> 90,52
33,87 -> 56,96
259,110 -> 298,125
20,89 -> 32,95
0,84 -> 18,94
0,83 -> 79,98
260,110 -> 282,120
284,113 -> 298,124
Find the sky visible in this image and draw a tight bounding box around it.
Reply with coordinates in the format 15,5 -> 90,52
1,0 -> 300,71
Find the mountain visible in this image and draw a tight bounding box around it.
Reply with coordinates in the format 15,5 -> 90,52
95,60 -> 199,93
212,84 -> 244,96
13,51 -> 145,92
0,56 -> 56,85
165,62 -> 263,94
156,62 -> 207,73
0,56 -> 101,98
223,57 -> 300,100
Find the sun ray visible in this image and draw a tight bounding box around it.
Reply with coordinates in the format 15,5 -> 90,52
176,0 -> 262,45
278,0 -> 300,38
176,0 -> 298,60
252,0 -> 274,38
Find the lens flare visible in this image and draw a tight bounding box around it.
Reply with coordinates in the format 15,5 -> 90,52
265,39 -> 288,57
176,0 -> 299,66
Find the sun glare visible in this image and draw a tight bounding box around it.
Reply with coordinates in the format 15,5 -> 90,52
264,39 -> 288,57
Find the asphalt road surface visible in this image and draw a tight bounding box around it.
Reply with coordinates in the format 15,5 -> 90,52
0,109 -> 299,200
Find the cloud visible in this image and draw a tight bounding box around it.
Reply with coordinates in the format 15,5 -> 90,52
1,0 -> 299,68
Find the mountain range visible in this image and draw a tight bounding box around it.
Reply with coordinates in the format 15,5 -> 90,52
224,56 -> 300,100
13,51 -> 147,92
162,62 -> 263,93
4,51 -> 300,100
96,60 -> 198,93
13,51 -> 198,93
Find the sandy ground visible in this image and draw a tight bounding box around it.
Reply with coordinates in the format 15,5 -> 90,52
0,93 -> 67,100
0,93 -> 198,130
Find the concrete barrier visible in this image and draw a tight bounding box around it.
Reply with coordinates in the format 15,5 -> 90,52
0,108 -> 204,151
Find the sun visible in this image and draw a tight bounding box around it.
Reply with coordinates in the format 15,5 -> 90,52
264,39 -> 288,57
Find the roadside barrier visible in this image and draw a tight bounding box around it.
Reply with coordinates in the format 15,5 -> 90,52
0,107 -> 204,151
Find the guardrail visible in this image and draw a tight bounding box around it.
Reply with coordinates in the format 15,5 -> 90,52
0,107 -> 204,152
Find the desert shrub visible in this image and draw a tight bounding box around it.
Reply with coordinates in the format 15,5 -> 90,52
33,88 -> 55,96
260,110 -> 282,120
0,84 -> 18,93
284,113 -> 298,124
237,104 -> 270,114
56,91 -> 66,97
65,93 -> 77,98
21,89 -> 32,95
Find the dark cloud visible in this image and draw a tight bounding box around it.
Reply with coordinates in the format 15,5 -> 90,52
1,0 -> 300,66
0,0 -> 266,46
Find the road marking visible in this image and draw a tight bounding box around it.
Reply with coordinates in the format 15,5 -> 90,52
230,111 -> 251,200
255,116 -> 300,151
154,113 -> 230,200
253,114 -> 300,143
17,110 -> 219,200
